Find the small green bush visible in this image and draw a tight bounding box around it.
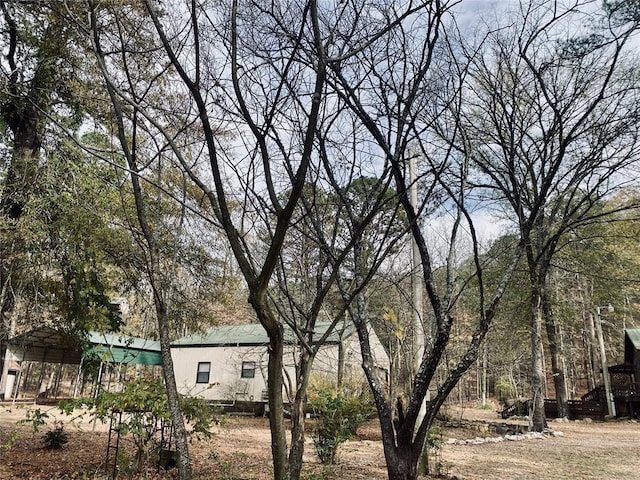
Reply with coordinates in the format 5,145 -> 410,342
1,431 -> 20,450
419,426 -> 446,476
18,408 -> 50,436
58,378 -> 220,472
308,381 -> 374,464
43,422 -> 69,449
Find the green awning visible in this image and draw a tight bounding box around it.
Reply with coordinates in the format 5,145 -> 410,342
88,345 -> 163,366
87,331 -> 162,366
5,327 -> 163,366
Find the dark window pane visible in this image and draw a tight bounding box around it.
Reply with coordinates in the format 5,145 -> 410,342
196,362 -> 211,384
241,361 -> 256,379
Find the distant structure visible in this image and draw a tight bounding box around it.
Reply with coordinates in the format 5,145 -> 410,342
171,322 -> 389,415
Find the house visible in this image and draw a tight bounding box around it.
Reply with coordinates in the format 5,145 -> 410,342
608,328 -> 640,391
544,328 -> 640,420
607,328 -> 640,417
170,321 -> 389,413
623,328 -> 640,383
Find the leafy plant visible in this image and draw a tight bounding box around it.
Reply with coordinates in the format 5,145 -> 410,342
1,431 -> 20,450
419,426 -> 446,476
18,408 -> 50,437
496,375 -> 517,405
43,422 -> 69,449
59,378 -> 219,472
308,381 -> 374,464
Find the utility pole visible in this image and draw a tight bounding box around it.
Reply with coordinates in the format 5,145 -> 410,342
409,149 -> 424,376
595,305 -> 616,417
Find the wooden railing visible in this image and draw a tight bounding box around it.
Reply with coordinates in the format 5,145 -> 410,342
502,384 -> 640,421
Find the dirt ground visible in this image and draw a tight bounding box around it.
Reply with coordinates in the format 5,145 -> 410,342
1,402 -> 639,480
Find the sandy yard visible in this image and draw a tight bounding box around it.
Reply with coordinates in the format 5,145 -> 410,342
0,403 -> 639,479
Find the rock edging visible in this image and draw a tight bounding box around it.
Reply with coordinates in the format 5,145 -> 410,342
446,429 -> 564,445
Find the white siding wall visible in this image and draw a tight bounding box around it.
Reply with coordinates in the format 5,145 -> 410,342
171,345 -> 270,402
171,327 -> 389,402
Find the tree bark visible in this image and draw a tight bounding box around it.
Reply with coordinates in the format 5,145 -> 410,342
383,443 -> 420,480
265,325 -> 289,480
157,304 -> 192,479
289,348 -> 313,480
530,289 -> 547,432
337,338 -> 345,390
543,289 -> 568,418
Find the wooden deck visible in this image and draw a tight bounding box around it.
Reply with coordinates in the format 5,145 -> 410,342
502,384 -> 640,421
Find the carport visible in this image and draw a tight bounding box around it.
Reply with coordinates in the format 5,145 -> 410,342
0,326 -> 162,402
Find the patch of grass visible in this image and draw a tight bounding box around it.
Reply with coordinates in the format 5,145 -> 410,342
1,430 -> 19,450
208,450 -> 248,480
302,466 -> 336,480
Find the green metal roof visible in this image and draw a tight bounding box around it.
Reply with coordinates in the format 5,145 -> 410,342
6,327 -> 162,366
87,331 -> 162,366
626,329 -> 640,348
87,331 -> 160,352
172,322 -> 353,347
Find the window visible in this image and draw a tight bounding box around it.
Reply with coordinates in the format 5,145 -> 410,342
241,361 -> 256,379
196,362 -> 211,384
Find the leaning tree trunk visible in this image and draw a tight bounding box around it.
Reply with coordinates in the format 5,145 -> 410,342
155,300 -> 192,479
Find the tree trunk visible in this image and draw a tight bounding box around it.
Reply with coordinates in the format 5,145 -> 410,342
289,348 -> 313,480
156,304 -> 192,480
578,275 -> 597,391
337,339 -> 345,390
263,321 -> 290,480
481,344 -> 488,405
383,441 -> 420,480
587,311 -> 600,389
543,290 -> 568,418
288,395 -> 305,480
530,290 -> 547,432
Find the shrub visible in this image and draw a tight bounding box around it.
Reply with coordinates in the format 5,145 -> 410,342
18,408 -> 50,436
59,378 -> 220,472
308,381 -> 374,464
43,422 -> 69,449
419,426 -> 446,476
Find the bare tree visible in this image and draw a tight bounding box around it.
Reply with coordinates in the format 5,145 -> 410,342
455,0 -> 640,429
85,3 -> 208,477
326,3 -> 524,479
84,1 -> 416,479
84,1 -> 529,478
268,169 -> 405,478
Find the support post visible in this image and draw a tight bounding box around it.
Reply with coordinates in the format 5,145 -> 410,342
595,306 -> 616,417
